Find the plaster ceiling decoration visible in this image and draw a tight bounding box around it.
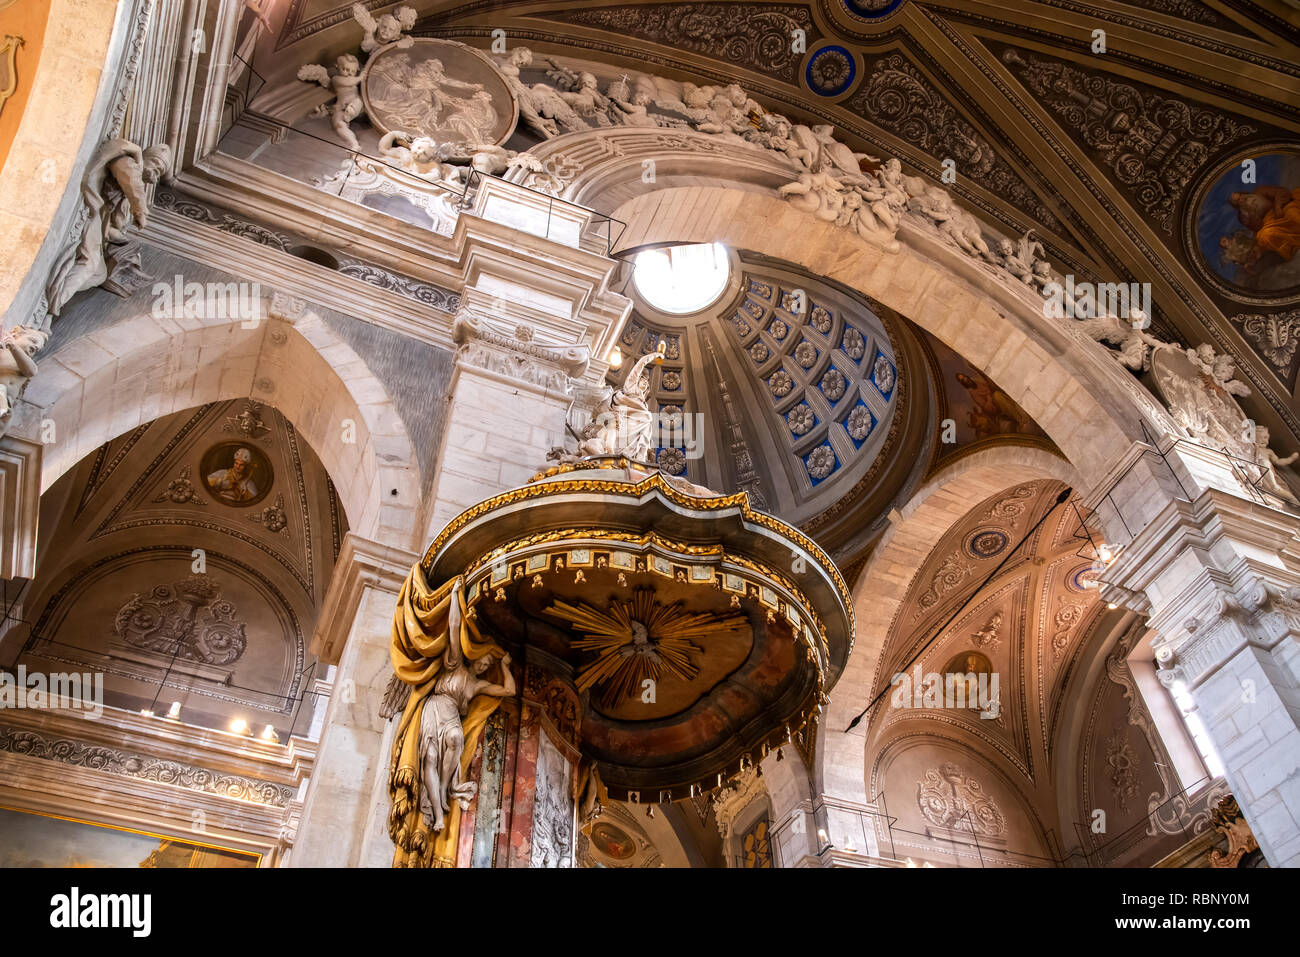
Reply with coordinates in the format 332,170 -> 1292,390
533,2 -> 822,85
197,0 -> 1300,447
869,480 -> 1111,786
916,762 -> 1007,838
991,42 -> 1259,237
844,50 -> 1062,230
13,401 -> 347,736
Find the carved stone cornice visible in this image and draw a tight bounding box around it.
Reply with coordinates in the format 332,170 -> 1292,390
1102,487 -> 1300,683
451,306 -> 590,397
0,724 -> 296,807
0,704 -> 312,807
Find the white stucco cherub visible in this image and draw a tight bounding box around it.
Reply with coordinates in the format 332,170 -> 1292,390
298,54 -> 365,151
0,326 -> 46,432
352,3 -> 416,54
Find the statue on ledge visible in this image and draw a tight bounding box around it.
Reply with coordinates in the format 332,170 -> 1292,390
0,325 -> 46,436
45,138 -> 173,317
547,343 -> 663,466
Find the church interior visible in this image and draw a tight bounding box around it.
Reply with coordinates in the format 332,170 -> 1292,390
0,0 -> 1297,873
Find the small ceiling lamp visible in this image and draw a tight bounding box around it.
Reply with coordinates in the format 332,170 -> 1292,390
167,701 -> 181,720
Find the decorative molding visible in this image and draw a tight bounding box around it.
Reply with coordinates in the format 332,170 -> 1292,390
223,401 -> 272,441
971,610 -> 1002,650
1050,597 -> 1086,662
847,52 -> 1059,229
1001,47 -> 1255,234
1104,729 -> 1140,812
915,553 -> 975,616
981,482 -> 1040,521
249,492 -> 288,533
916,762 -> 1007,838
151,188 -> 461,312
113,576 -> 249,666
0,725 -> 296,807
452,305 -> 590,395
1230,309 -> 1299,378
536,3 -> 818,85
151,465 -> 208,506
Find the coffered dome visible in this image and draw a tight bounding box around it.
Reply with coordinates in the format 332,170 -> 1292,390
611,249 -> 930,557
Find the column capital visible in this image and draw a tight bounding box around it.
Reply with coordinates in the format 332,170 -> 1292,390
451,305 -> 592,399
1101,487 -> 1300,653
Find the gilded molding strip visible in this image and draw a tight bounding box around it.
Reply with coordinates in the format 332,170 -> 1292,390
420,471 -> 853,634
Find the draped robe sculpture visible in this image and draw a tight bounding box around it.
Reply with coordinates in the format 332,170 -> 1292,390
45,138 -> 173,317
388,568 -> 515,867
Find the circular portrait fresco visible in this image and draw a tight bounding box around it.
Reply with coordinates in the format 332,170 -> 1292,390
588,822 -> 636,861
360,38 -> 517,147
1189,147 -> 1300,304
200,442 -> 273,507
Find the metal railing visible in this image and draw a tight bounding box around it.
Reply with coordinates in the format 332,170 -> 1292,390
221,53 -> 626,256
765,774 -> 1227,868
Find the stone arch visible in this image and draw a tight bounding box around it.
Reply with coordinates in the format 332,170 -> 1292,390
25,304 -> 419,546
819,446 -> 1077,806
605,183 -> 1169,495
516,128 -> 1170,492
867,731 -> 1055,865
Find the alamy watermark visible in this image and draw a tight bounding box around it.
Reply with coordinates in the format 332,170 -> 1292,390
0,666 -> 104,719
50,887 -> 150,937
152,276 -> 264,327
889,664 -> 1001,719
1041,276 -> 1152,324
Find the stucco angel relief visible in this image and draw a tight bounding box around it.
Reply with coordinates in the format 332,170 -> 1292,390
388,567 -> 515,867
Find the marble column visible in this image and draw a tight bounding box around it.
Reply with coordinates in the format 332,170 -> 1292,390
289,534 -> 416,867
1102,487 -> 1300,867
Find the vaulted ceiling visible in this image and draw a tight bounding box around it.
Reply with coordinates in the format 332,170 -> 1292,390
229,0 -> 1300,451
16,401 -> 346,736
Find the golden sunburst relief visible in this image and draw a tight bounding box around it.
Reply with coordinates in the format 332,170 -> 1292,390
545,588 -> 747,709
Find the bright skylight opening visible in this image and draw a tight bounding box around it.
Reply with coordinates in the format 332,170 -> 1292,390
1170,679 -> 1225,779
633,243 -> 730,315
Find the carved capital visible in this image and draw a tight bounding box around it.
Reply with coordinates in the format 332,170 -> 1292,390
452,305 -> 590,394
268,291 -> 308,324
